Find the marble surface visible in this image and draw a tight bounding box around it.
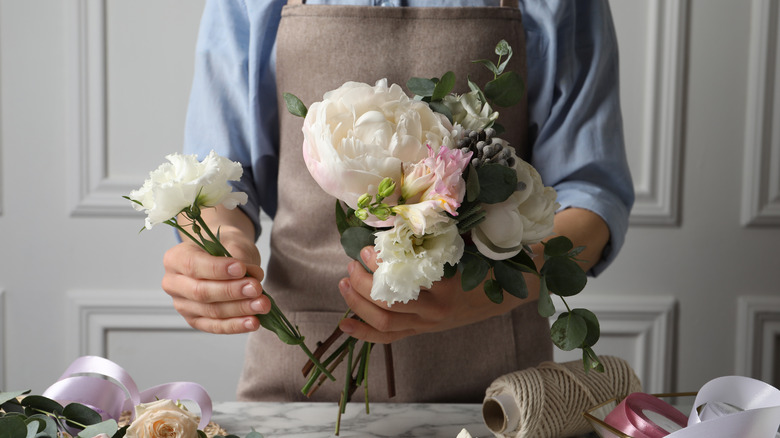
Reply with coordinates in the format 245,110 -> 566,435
211,401 -> 495,438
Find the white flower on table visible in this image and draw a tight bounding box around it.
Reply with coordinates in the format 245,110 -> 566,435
125,399 -> 200,438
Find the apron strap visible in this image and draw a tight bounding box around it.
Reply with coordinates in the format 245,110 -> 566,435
288,1 -> 518,6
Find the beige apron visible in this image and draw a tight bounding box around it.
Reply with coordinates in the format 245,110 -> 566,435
236,0 -> 552,403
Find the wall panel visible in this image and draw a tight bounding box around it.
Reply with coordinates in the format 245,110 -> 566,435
736,296 -> 780,387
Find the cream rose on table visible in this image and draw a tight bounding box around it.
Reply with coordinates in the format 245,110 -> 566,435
125,399 -> 199,438
301,79 -> 461,220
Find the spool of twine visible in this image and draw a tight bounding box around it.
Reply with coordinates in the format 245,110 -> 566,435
482,355 -> 642,438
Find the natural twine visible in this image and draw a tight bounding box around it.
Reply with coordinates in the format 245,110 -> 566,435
484,355 -> 642,438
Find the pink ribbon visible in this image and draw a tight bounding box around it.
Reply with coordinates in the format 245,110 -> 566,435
42,356 -> 212,429
604,392 -> 689,438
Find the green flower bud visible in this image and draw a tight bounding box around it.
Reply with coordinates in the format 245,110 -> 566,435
191,223 -> 202,235
357,193 -> 372,209
371,205 -> 392,221
355,208 -> 369,221
377,177 -> 396,200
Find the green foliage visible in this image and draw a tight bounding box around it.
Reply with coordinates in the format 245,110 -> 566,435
475,163 -> 517,204
283,92 -> 308,118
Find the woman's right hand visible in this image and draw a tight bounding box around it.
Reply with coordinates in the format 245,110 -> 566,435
161,222 -> 270,334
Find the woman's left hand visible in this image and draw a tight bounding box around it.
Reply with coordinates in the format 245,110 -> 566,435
337,246 -> 537,344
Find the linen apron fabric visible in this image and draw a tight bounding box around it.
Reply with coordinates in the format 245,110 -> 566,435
236,0 -> 552,403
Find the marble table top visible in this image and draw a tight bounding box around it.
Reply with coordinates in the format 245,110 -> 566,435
211,401 -> 597,438
211,401 -> 494,438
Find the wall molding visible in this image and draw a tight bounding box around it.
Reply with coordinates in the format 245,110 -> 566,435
66,289 -> 191,357
1,289 -> 5,389
628,0 -> 688,226
66,0 -> 142,217
553,295 -> 677,393
736,296 -> 780,383
742,0 -> 780,226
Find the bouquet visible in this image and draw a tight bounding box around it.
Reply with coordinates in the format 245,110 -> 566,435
285,41 -> 602,434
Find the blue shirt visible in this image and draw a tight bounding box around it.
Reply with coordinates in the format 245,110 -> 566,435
183,0 -> 635,276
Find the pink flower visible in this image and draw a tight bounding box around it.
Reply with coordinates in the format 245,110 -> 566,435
401,145 -> 471,216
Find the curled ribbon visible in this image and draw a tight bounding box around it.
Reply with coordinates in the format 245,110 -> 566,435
41,356 -> 213,429
604,392 -> 688,438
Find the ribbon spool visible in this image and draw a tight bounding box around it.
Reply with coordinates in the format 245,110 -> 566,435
41,356 -> 213,429
483,355 -> 642,438
604,392 -> 688,437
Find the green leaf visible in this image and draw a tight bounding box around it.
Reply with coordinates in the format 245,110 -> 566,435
25,415 -> 58,438
201,238 -> 228,257
335,201 -> 350,235
0,416 -> 27,438
551,312 -> 588,351
283,93 -> 307,118
484,71 -> 524,108
459,252 -> 490,291
537,279 -> 555,318
0,391 -> 28,407
428,101 -> 453,124
20,396 -> 63,418
431,71 -> 456,101
583,346 -> 605,373
543,236 -> 574,257
466,164 -> 480,202
443,262 -> 457,279
484,279 -> 504,304
476,163 -> 517,204
494,39 -> 512,57
340,227 -> 376,264
572,308 -> 601,348
407,77 -> 436,97
246,427 -> 265,438
257,313 -> 301,345
63,402 -> 102,429
471,59 -> 499,77
466,76 -> 487,102
77,420 -> 118,438
493,260 -> 528,299
507,250 -> 538,275
542,256 -> 587,297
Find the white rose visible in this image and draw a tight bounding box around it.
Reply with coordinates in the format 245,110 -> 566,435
472,158 -> 559,260
302,79 -> 460,220
127,150 -> 248,230
371,218 -> 464,305
126,399 -> 199,438
442,90 -> 499,131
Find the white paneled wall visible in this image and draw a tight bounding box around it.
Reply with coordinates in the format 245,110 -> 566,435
0,0 -> 779,401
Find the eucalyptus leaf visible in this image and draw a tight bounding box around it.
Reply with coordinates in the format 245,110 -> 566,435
471,59 -> 499,76
406,77 -> 436,97
0,390 -> 28,408
443,262 -> 457,279
583,347 -> 605,373
428,101 -> 453,124
572,308 -> 601,347
494,39 -> 512,57
466,164 -> 480,202
431,71 -> 456,101
550,312 -> 587,351
340,227 -> 376,264
335,201 -> 350,235
283,93 -> 307,118
26,415 -> 58,438
542,256 -> 587,297
543,236 -> 574,257
77,420 -> 118,438
20,396 -> 63,418
25,421 -> 38,438
246,428 -> 265,438
569,245 -> 586,258
493,260 -> 528,299
0,416 -> 27,438
476,163 -> 517,204
484,279 -> 504,304
537,278 -> 555,318
459,252 -> 490,291
507,250 -> 538,275
484,71 -> 524,108
63,402 -> 102,429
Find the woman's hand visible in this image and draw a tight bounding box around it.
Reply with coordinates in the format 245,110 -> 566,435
161,207 -> 270,334
337,246 -> 538,344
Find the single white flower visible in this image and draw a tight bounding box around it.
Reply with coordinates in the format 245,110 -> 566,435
472,158 -> 559,260
456,429 -> 474,438
127,150 -> 248,230
302,79 -> 461,223
442,90 -> 499,131
125,399 -> 199,438
371,218 -> 464,305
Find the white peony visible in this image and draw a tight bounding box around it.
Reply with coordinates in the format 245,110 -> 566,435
471,158 -> 559,260
302,79 -> 460,222
371,218 -> 464,305
442,90 -> 499,131
127,150 -> 248,230
125,399 -> 199,438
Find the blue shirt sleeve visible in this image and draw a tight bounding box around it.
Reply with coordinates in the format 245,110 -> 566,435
184,0 -> 635,275
520,0 -> 635,276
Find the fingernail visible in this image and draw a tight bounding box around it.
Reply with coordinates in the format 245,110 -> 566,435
250,299 -> 265,313
361,247 -> 373,261
228,263 -> 244,277
242,283 -> 258,297
244,318 -> 257,331
340,319 -> 355,334
339,278 -> 350,293
347,262 -> 355,275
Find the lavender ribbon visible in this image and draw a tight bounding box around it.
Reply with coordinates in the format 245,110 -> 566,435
42,356 -> 213,429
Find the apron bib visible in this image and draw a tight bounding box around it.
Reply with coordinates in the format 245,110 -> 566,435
237,0 -> 552,403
